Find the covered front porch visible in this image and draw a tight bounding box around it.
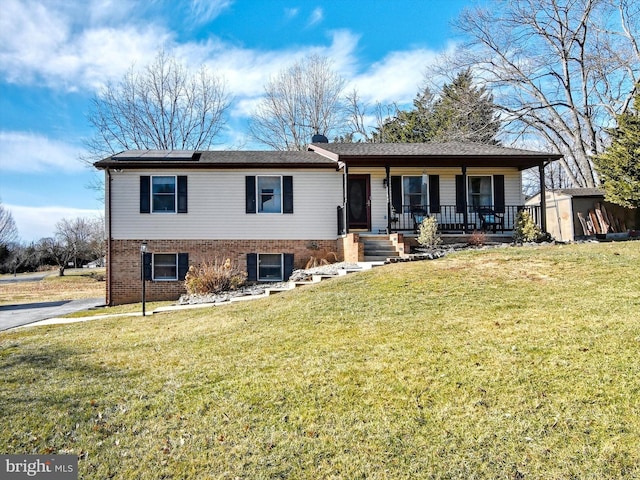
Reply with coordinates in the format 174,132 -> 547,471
309,142 -> 562,239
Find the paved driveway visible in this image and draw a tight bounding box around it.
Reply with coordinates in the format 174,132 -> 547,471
0,297 -> 105,331
0,272 -> 50,284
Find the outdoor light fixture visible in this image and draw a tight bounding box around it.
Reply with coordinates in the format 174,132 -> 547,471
141,242 -> 148,316
383,177 -> 388,188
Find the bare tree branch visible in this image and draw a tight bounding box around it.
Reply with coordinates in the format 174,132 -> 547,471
442,0 -> 639,188
84,51 -> 231,161
248,55 -> 347,151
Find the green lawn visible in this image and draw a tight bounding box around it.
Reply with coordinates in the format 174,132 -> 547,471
1,242 -> 639,478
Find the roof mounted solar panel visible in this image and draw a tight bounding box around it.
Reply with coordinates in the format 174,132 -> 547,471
112,150 -> 198,161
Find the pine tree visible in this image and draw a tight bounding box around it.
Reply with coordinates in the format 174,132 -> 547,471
594,86 -> 640,209
429,69 -> 501,144
372,70 -> 501,144
373,89 -> 435,142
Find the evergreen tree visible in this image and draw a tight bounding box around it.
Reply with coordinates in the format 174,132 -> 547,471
594,86 -> 640,209
372,89 -> 434,142
372,70 -> 501,144
429,69 -> 501,144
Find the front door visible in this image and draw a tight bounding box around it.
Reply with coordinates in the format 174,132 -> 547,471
347,174 -> 371,231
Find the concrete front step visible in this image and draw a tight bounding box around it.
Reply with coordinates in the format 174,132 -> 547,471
364,255 -> 394,262
361,236 -> 401,260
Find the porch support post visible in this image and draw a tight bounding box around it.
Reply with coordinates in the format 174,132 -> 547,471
385,165 -> 391,234
462,165 -> 469,233
539,162 -> 547,233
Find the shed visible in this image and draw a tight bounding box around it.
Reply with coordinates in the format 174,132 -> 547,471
526,188 -> 637,242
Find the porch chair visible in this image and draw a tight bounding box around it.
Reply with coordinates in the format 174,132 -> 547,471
477,207 -> 505,233
412,209 -> 428,232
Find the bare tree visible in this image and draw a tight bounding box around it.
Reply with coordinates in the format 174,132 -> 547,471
446,0 -> 640,188
85,51 -> 231,160
0,202 -> 19,248
248,55 -> 347,150
39,216 -> 104,276
38,237 -> 73,277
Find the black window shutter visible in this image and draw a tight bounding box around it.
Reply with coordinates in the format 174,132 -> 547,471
283,176 -> 293,214
177,176 -> 188,213
284,253 -> 294,280
143,252 -> 152,280
178,253 -> 189,280
429,175 -> 440,214
246,176 -> 256,214
455,175 -> 465,214
391,176 -> 402,213
140,176 -> 151,213
493,175 -> 505,213
247,253 -> 257,281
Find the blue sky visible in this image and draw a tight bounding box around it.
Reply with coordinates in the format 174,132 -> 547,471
0,0 -> 475,242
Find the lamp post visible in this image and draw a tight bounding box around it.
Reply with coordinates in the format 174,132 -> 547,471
141,242 -> 147,316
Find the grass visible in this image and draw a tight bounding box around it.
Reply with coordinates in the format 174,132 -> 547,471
1,242 -> 639,478
0,268 -> 106,306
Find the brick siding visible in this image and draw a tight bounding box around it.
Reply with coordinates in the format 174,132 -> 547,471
107,239 -> 341,305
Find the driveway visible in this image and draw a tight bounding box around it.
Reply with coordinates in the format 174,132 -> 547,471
0,297 -> 105,331
0,272 -> 51,284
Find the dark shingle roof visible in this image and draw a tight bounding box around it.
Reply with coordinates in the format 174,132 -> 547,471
308,142 -> 562,169
554,188 -> 605,197
309,141 -> 560,158
94,142 -> 563,170
95,150 -> 339,169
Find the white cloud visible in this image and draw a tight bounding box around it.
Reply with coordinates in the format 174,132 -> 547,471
6,204 -> 102,243
284,8 -> 299,20
0,131 -> 86,173
308,7 -> 324,26
0,0 -> 171,91
190,0 -> 233,24
351,48 -> 444,106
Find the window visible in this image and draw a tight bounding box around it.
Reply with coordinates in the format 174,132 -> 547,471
403,176 -> 428,212
153,253 -> 178,280
152,176 -> 177,213
258,253 -> 283,281
140,176 -> 187,214
246,176 -> 293,214
257,176 -> 282,213
468,176 -> 492,210
247,253 -> 294,282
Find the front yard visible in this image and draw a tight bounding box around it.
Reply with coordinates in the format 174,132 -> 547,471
1,242 -> 639,478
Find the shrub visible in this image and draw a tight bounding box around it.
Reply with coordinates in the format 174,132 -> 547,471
417,216 -> 442,248
467,230 -> 487,247
513,210 -> 543,243
184,258 -> 247,295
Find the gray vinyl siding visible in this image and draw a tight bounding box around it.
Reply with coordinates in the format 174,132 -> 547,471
110,169 -> 343,240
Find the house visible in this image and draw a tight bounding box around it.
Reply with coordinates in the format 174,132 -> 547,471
94,142 -> 562,305
526,188 -> 637,242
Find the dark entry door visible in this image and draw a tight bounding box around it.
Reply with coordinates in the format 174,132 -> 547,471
347,174 -> 371,230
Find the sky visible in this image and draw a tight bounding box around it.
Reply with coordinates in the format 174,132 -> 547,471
0,0 -> 477,242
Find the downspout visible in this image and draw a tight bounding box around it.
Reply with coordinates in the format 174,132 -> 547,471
106,167 -> 113,306
462,165 -> 468,233
342,162 -> 348,234
385,165 -> 391,234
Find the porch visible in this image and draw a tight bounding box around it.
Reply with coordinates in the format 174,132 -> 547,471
388,204 -> 542,234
